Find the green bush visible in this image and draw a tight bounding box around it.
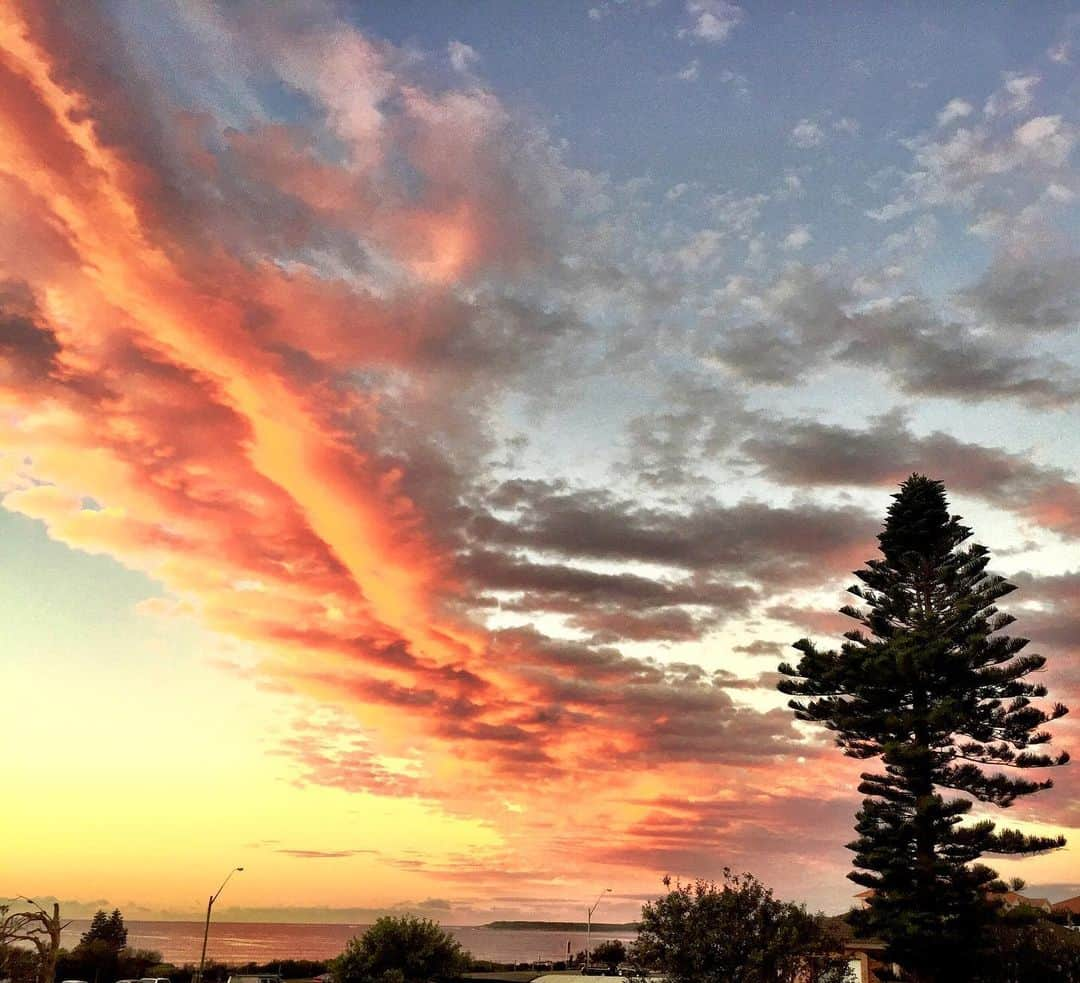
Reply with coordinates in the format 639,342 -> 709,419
331,916 -> 469,983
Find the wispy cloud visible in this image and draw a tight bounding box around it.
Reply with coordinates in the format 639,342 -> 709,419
679,0 -> 745,44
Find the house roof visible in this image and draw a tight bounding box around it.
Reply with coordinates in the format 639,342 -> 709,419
1053,896 -> 1080,914
996,891 -> 1051,909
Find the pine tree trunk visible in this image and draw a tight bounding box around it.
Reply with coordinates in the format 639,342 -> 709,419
912,681 -> 937,983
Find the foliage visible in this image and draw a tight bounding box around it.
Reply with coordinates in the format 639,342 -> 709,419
53,909 -> 143,983
331,916 -> 469,983
79,911 -> 128,953
56,946 -> 164,983
232,960 -> 329,978
779,475 -> 1069,981
0,946 -> 40,983
631,872 -> 851,983
975,909 -> 1080,982
120,948 -> 166,979
590,939 -> 627,970
1,907 -> 42,983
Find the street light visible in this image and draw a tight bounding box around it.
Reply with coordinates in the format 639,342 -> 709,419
195,867 -> 244,983
584,888 -> 612,973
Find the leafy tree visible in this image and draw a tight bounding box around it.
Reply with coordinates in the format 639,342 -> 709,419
978,908 -> 1080,982
79,910 -> 128,952
779,475 -> 1069,982
630,872 -> 851,983
67,908 -> 130,983
117,948 -> 165,980
590,939 -> 627,971
331,916 -> 469,983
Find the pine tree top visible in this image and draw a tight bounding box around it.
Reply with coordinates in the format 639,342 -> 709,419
878,473 -> 971,566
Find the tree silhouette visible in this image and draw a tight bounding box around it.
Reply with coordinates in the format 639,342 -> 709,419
779,475 -> 1069,981
332,916 -> 469,983
631,872 -> 849,983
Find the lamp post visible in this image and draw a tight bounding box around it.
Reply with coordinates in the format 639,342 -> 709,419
195,867 -> 243,983
584,888 -> 611,973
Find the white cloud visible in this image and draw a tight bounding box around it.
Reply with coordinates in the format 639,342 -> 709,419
984,72 -> 1040,117
789,119 -> 825,149
448,40 -> 479,74
881,214 -> 937,256
937,98 -> 973,127
718,68 -> 750,96
708,190 -> 769,232
678,59 -> 701,81
833,116 -> 859,135
679,0 -> 745,44
968,210 -> 1009,239
870,113 -> 1077,221
1048,40 -> 1071,64
588,0 -> 663,20
781,225 -> 812,251
1013,114 -> 1075,164
865,197 -> 916,222
744,235 -> 766,269
675,228 -> 725,271
776,171 -> 803,198
1044,182 -> 1076,203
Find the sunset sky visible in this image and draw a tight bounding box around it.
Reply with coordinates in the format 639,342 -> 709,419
3,1 -> 1080,924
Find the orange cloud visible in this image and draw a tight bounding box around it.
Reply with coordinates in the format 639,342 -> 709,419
5,2 -> 784,808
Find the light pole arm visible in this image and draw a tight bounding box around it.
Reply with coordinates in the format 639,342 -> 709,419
212,868 -> 240,905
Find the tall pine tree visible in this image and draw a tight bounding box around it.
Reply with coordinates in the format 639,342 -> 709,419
778,475 -> 1068,982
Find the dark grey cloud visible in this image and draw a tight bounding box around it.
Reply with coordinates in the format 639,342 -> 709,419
461,548 -> 755,642
840,297 -> 1078,405
1013,570 -> 1080,658
960,253 -> 1080,334
710,266 -> 1079,405
566,606 -> 723,643
734,640 -> 787,657
742,410 -> 1080,538
623,374 -> 755,489
488,626 -> 807,766
471,479 -> 877,583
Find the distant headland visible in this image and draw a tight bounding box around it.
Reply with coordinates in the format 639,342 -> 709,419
483,920 -> 639,932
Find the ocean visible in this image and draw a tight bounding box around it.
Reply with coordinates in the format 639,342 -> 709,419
61,921 -> 638,966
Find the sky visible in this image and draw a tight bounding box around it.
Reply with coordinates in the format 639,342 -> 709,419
2,0 -> 1079,925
